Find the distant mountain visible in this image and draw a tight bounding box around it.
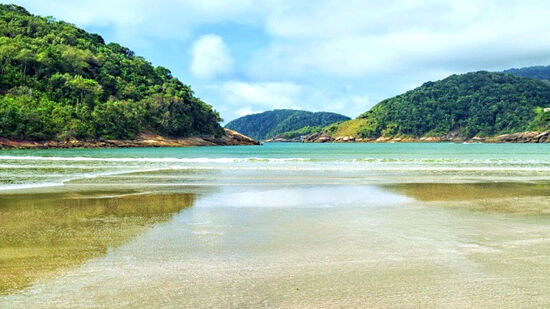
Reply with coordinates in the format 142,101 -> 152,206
503,65 -> 550,81
225,110 -> 350,140
317,71 -> 550,140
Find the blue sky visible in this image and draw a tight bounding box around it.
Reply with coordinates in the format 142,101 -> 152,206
8,0 -> 550,122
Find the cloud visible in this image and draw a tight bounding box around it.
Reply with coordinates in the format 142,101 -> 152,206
221,81 -> 301,109
190,35 -> 233,79
13,0 -> 265,40
247,0 -> 550,79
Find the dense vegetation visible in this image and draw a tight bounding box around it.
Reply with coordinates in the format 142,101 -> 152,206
504,66 -> 550,82
0,4 -> 223,141
225,109 -> 350,140
351,71 -> 550,138
276,126 -> 324,139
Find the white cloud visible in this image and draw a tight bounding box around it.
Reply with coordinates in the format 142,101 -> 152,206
248,0 -> 550,79
190,35 -> 233,79
221,81 -> 301,109
13,0 -> 265,40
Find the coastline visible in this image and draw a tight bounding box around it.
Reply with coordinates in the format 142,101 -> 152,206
266,130 -> 550,143
0,129 -> 260,149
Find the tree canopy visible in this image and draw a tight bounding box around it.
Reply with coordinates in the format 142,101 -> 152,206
352,71 -> 550,139
225,109 -> 350,140
504,66 -> 550,82
0,4 -> 223,141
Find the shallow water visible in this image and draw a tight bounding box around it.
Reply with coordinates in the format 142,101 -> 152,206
1,143 -> 550,308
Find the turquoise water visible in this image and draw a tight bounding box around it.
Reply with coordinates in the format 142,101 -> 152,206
1,143 -> 550,191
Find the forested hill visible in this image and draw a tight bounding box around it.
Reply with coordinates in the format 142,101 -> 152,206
342,71 -> 550,139
225,109 -> 350,140
0,4 -> 224,141
504,65 -> 550,81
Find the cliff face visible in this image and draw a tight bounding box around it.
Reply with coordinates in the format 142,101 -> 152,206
0,129 -> 260,149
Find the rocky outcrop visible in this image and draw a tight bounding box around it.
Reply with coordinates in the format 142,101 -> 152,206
485,131 -> 550,143
212,129 -> 261,145
303,132 -> 333,143
302,131 -> 550,143
0,128 -> 260,149
265,137 -> 303,143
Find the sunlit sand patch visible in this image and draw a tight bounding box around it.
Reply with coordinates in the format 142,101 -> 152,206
384,182 -> 550,215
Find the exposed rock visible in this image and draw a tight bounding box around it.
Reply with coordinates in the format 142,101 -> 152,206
300,131 -> 550,144
205,129 -> 261,146
536,131 -> 550,143
0,128 -> 260,149
486,131 -> 549,143
303,132 -> 333,143
264,137 -> 303,143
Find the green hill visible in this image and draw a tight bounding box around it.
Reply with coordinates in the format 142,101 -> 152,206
0,4 -> 223,141
504,65 -> 550,81
329,71 -> 550,139
225,109 -> 350,140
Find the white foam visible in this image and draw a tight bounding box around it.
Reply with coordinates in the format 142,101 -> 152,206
0,156 -> 311,163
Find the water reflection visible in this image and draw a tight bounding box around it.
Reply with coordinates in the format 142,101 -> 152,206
0,192 -> 195,294
385,182 -> 550,214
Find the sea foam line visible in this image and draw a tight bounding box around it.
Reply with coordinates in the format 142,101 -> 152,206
1,155 -> 549,165
0,156 -> 311,163
0,167 -> 166,192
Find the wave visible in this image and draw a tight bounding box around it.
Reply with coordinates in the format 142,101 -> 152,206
1,155 -> 549,165
0,168 -> 163,192
0,156 -> 312,163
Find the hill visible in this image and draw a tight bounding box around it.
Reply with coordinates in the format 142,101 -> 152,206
309,71 -> 550,142
504,65 -> 550,81
224,109 -> 350,140
0,4 -> 227,142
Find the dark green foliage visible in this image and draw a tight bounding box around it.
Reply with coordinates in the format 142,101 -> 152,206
357,71 -> 550,138
225,109 -> 350,140
0,4 -> 223,141
504,66 -> 550,81
276,126 -> 324,139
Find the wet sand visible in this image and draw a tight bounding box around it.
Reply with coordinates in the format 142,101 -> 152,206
0,192 -> 195,294
386,182 -> 550,214
1,182 -> 550,308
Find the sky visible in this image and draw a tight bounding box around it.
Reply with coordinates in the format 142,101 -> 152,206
8,0 -> 550,122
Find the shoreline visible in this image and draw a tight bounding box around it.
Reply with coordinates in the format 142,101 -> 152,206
266,131 -> 550,143
0,129 -> 260,149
